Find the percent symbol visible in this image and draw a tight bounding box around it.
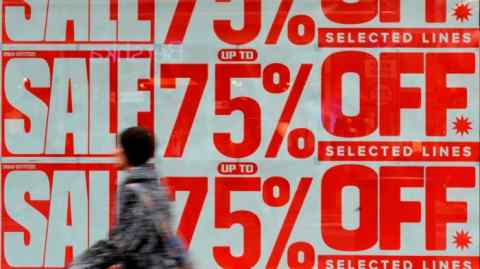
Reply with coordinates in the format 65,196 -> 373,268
266,0 -> 317,45
263,64 -> 315,158
262,177 -> 315,268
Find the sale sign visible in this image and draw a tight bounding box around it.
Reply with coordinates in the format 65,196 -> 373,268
1,0 -> 479,268
1,164 -> 207,268
2,51 -> 154,156
1,164 -> 117,268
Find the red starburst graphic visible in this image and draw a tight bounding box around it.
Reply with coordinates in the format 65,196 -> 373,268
453,230 -> 472,250
452,115 -> 472,135
452,2 -> 472,22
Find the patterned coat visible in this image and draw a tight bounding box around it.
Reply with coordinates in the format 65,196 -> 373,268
69,165 -> 189,269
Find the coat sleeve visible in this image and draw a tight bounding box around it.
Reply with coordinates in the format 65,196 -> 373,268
68,187 -> 145,269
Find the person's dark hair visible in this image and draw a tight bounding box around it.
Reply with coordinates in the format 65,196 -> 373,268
119,127 -> 156,166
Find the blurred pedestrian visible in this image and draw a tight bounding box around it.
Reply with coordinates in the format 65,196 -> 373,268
69,127 -> 192,269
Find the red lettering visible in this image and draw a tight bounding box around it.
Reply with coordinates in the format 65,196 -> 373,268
213,0 -> 261,45
321,0 -> 447,23
213,177 -> 261,268
321,165 -> 378,251
426,53 -> 474,136
164,0 -> 196,44
379,53 -> 423,136
321,166 -> 475,251
426,0 -> 446,22
425,167 -> 475,250
214,64 -> 262,158
160,64 -> 208,157
321,52 -> 475,138
322,51 -> 378,137
379,167 -> 423,249
379,0 -> 400,22
321,0 -> 377,24
162,177 -> 208,247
